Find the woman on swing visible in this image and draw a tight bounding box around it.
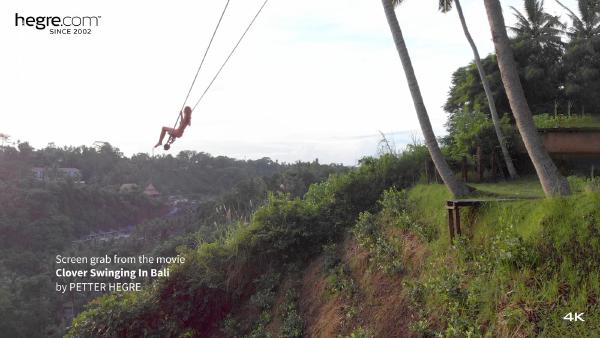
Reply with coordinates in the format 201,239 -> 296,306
154,106 -> 192,150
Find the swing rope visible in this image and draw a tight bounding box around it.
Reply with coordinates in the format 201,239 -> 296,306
172,0 -> 232,131
192,0 -> 270,111
167,0 -> 270,146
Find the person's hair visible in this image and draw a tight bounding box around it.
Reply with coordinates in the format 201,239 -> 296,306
163,144 -> 170,151
184,106 -> 192,114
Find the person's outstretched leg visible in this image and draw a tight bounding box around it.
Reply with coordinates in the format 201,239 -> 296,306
155,127 -> 174,147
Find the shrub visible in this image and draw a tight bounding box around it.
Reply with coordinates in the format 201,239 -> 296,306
68,150 -> 431,337
280,289 -> 304,338
352,212 -> 403,274
343,327 -> 374,338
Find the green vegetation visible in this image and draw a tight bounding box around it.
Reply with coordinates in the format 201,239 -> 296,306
0,143 -> 345,337
67,148 -> 430,337
5,1 -> 600,336
342,327 -> 374,338
444,0 -> 600,172
470,177 -> 545,198
533,113 -> 600,128
6,137 -> 597,337
279,288 -> 304,338
0,180 -> 160,337
353,211 -> 404,274
465,176 -> 598,198
400,184 -> 600,337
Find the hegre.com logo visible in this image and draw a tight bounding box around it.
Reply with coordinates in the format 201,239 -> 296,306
15,13 -> 101,35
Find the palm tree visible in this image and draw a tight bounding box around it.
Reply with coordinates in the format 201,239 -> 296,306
556,0 -> 600,40
510,0 -> 565,115
439,0 -> 519,179
510,0 -> 565,48
556,0 -> 600,112
381,0 -> 470,197
483,0 -> 570,196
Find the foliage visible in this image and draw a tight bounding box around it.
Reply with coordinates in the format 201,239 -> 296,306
561,0 -> 600,114
404,183 -> 600,337
326,264 -> 358,299
0,142 -> 345,198
68,149 -> 428,337
353,212 -> 404,274
279,289 -> 304,338
322,243 -> 341,271
0,141 -> 345,337
444,55 -> 509,119
379,187 -> 438,241
250,272 -> 281,311
342,327 -> 375,338
0,179 -> 160,337
533,113 -> 600,128
444,109 -> 516,160
445,0 -> 600,152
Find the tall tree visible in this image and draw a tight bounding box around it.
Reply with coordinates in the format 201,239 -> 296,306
557,0 -> 600,114
440,0 -> 519,179
381,0 -> 470,197
510,0 -> 564,48
510,0 -> 565,113
556,0 -> 600,40
483,0 -> 570,196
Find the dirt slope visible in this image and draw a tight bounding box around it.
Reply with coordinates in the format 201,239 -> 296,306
299,233 -> 426,337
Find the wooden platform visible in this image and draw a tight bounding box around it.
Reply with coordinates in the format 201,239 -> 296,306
445,198 -> 531,242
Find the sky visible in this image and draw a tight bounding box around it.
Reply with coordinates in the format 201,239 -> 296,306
0,0 -> 578,165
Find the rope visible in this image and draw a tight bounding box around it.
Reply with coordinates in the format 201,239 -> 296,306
172,0 -> 232,130
192,0 -> 270,111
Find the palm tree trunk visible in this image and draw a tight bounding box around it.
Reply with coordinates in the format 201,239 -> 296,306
483,0 -> 570,196
382,0 -> 469,197
454,0 -> 518,179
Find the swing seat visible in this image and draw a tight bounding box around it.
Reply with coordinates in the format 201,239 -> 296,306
164,135 -> 176,151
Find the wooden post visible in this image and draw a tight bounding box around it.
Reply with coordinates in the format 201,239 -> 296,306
462,156 -> 468,182
490,150 -> 497,181
447,207 -> 455,242
454,207 -> 461,236
477,145 -> 483,182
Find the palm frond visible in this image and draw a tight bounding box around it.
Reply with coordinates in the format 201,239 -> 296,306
391,0 -> 405,8
439,0 -> 453,13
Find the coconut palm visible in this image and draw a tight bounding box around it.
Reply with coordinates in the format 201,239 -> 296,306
381,0 -> 470,197
509,0 -> 565,114
510,0 -> 565,48
483,0 -> 570,196
557,0 -> 600,113
439,0 -> 519,179
556,0 -> 600,40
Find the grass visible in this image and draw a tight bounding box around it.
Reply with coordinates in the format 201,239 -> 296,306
401,181 -> 600,337
470,176 -> 544,198
534,113 -> 600,129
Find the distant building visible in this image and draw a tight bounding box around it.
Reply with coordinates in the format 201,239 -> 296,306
516,128 -> 600,175
119,183 -> 140,194
32,167 -> 45,180
143,183 -> 160,198
32,167 -> 83,182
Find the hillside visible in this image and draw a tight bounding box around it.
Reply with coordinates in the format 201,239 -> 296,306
0,143 -> 346,337
68,148 -> 600,337
62,144 -> 600,337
